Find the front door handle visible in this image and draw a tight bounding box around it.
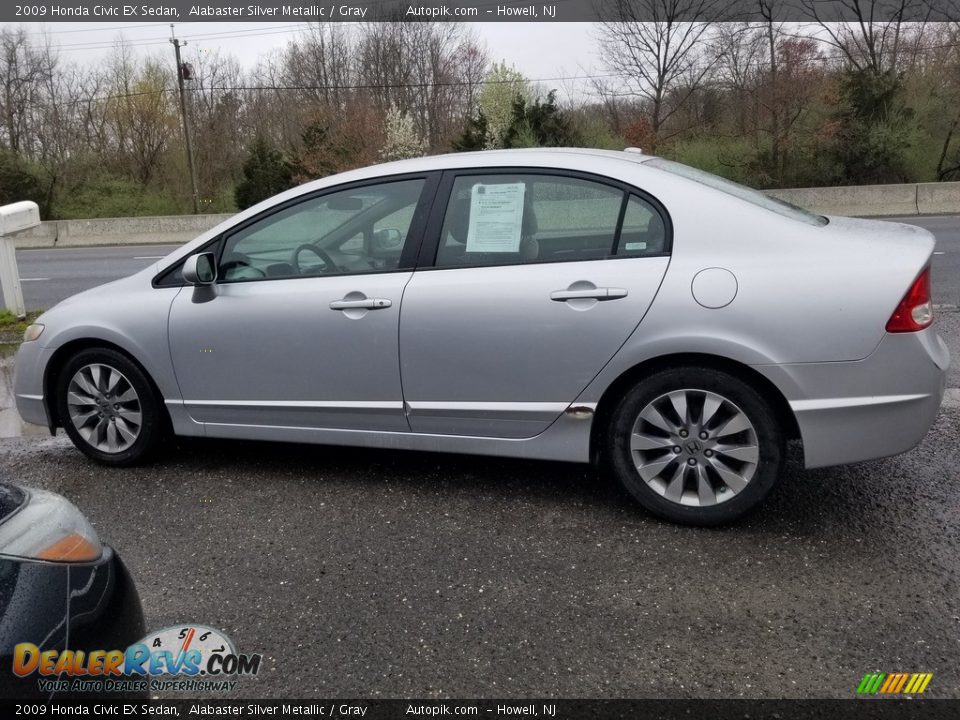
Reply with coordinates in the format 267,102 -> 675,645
550,287 -> 628,302
330,297 -> 392,310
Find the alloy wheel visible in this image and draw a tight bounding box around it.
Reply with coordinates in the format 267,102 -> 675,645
66,363 -> 142,454
630,389 -> 759,507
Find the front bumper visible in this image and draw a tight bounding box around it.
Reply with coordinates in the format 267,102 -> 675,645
13,340 -> 51,428
755,327 -> 950,469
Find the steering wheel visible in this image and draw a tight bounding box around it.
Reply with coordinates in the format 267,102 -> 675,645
291,244 -> 337,275
220,253 -> 266,280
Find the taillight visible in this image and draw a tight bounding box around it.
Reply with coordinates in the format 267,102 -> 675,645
886,267 -> 933,333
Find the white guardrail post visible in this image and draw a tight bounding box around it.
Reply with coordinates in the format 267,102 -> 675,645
0,201 -> 40,319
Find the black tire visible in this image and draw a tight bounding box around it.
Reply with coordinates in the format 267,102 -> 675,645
55,347 -> 166,466
606,367 -> 784,526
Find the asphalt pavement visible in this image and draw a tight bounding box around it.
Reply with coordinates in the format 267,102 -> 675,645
13,214 -> 960,311
0,368 -> 958,699
3,215 -> 959,699
16,244 -> 179,311
889,214 -> 960,307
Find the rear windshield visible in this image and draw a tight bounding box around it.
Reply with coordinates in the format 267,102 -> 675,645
0,484 -> 25,523
646,158 -> 828,227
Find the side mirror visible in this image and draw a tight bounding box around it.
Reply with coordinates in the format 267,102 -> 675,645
182,252 -> 217,286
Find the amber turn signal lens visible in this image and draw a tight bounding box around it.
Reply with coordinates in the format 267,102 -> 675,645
35,533 -> 101,562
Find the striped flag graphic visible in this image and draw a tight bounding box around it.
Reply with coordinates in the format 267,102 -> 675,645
857,672 -> 932,695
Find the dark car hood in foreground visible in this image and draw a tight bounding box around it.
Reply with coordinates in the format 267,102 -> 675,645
0,547 -> 145,699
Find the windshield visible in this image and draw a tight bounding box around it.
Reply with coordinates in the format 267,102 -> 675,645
646,158 -> 828,227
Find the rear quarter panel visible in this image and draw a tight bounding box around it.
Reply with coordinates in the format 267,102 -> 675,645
572,162 -> 935,403
607,165 -> 931,359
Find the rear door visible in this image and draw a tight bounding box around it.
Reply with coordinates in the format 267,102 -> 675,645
399,169 -> 671,438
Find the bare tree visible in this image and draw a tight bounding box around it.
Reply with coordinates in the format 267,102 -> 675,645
713,22 -> 765,136
931,21 -> 960,179
356,22 -> 486,148
103,50 -> 177,185
597,0 -> 725,149
802,0 -> 929,74
188,48 -> 245,199
0,26 -> 56,156
245,50 -> 302,156
284,23 -> 356,109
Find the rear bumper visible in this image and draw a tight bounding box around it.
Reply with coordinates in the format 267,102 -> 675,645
755,328 -> 949,469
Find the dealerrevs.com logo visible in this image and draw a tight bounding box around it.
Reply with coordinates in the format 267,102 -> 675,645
13,625 -> 262,694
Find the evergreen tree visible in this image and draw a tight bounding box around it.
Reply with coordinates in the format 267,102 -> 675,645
0,150 -> 46,214
234,137 -> 295,210
504,91 -> 581,148
453,92 -> 581,151
452,111 -> 490,151
827,69 -> 914,185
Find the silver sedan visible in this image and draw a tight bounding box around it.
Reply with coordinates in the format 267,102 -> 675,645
14,149 -> 950,525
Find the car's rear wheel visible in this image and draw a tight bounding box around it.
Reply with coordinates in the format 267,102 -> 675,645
606,367 -> 784,526
55,348 -> 165,466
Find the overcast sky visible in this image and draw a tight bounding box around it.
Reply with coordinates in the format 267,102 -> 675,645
15,22 -> 604,102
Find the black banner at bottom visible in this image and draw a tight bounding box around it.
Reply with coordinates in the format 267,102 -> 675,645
2,699 -> 960,720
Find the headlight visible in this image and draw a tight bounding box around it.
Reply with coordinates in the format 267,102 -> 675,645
23,324 -> 44,342
0,487 -> 102,562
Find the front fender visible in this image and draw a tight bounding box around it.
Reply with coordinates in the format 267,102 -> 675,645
30,279 -> 183,418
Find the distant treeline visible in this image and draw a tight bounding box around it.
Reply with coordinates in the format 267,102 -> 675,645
2,12 -> 959,218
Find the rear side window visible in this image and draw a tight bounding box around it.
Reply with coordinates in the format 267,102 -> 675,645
617,194 -> 667,256
435,174 -> 665,268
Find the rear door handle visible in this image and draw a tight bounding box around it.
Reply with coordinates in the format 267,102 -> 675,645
550,287 -> 628,302
330,297 -> 392,310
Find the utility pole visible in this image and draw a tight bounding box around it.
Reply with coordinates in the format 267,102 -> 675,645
170,24 -> 200,214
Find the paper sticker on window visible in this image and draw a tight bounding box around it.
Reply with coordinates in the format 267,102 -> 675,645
466,183 -> 526,253
624,241 -> 647,251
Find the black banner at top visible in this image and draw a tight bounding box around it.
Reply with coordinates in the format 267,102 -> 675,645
4,0 -> 960,24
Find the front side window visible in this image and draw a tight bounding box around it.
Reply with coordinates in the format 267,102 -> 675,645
435,174 -> 629,268
219,178 -> 425,282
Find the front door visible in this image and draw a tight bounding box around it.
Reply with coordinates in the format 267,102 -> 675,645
168,175 -> 433,432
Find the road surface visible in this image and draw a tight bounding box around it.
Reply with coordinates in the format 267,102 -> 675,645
0,310 -> 957,697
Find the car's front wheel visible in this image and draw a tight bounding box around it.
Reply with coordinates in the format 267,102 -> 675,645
55,348 -> 166,466
606,367 -> 784,526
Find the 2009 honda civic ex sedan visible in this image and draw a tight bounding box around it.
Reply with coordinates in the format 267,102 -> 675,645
14,148 -> 950,525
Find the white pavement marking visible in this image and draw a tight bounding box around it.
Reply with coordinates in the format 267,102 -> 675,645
134,256 -> 164,259
934,251 -> 946,255
19,278 -> 49,282
943,389 -> 960,410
